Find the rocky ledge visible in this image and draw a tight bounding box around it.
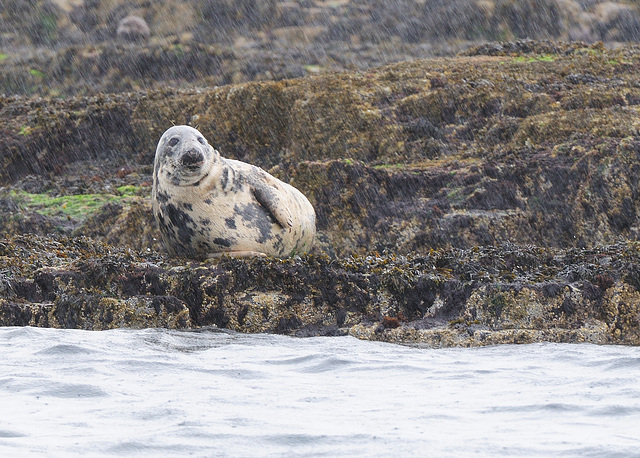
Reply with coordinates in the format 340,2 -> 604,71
1,235 -> 639,346
2,41 -> 640,345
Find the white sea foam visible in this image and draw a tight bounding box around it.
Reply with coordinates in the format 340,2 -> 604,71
1,327 -> 639,456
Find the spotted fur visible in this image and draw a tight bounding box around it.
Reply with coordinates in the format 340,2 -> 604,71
152,125 -> 316,258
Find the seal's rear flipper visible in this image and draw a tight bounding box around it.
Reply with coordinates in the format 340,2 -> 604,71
207,251 -> 268,259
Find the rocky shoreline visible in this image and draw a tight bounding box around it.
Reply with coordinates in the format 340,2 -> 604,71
2,2 -> 640,345
1,234 -> 639,346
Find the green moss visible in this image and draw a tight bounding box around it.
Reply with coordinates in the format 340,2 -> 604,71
373,163 -> 406,170
606,59 -> 631,66
0,53 -> 7,62
169,44 -> 185,57
116,185 -> 142,197
40,13 -> 58,42
18,126 -> 32,136
583,48 -> 601,55
488,293 -> 508,320
446,188 -> 465,206
28,69 -> 45,78
7,190 -> 133,220
514,54 -> 556,63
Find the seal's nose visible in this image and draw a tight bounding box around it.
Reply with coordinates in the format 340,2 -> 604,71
180,149 -> 204,167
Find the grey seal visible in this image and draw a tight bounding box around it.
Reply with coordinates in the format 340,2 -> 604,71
152,125 -> 316,258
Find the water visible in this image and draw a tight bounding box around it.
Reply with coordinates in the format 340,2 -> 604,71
1,327 -> 639,457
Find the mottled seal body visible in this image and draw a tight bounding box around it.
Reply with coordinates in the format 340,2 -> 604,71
152,125 -> 315,258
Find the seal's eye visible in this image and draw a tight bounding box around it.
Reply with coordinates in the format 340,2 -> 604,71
168,138 -> 179,147
197,137 -> 206,145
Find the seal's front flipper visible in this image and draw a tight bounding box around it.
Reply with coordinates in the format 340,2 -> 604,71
252,183 -> 294,230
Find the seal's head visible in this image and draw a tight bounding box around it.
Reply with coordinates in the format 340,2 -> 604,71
154,125 -> 220,187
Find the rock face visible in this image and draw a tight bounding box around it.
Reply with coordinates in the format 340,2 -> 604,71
1,38 -> 640,345
4,42 -> 640,255
1,235 -> 639,346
